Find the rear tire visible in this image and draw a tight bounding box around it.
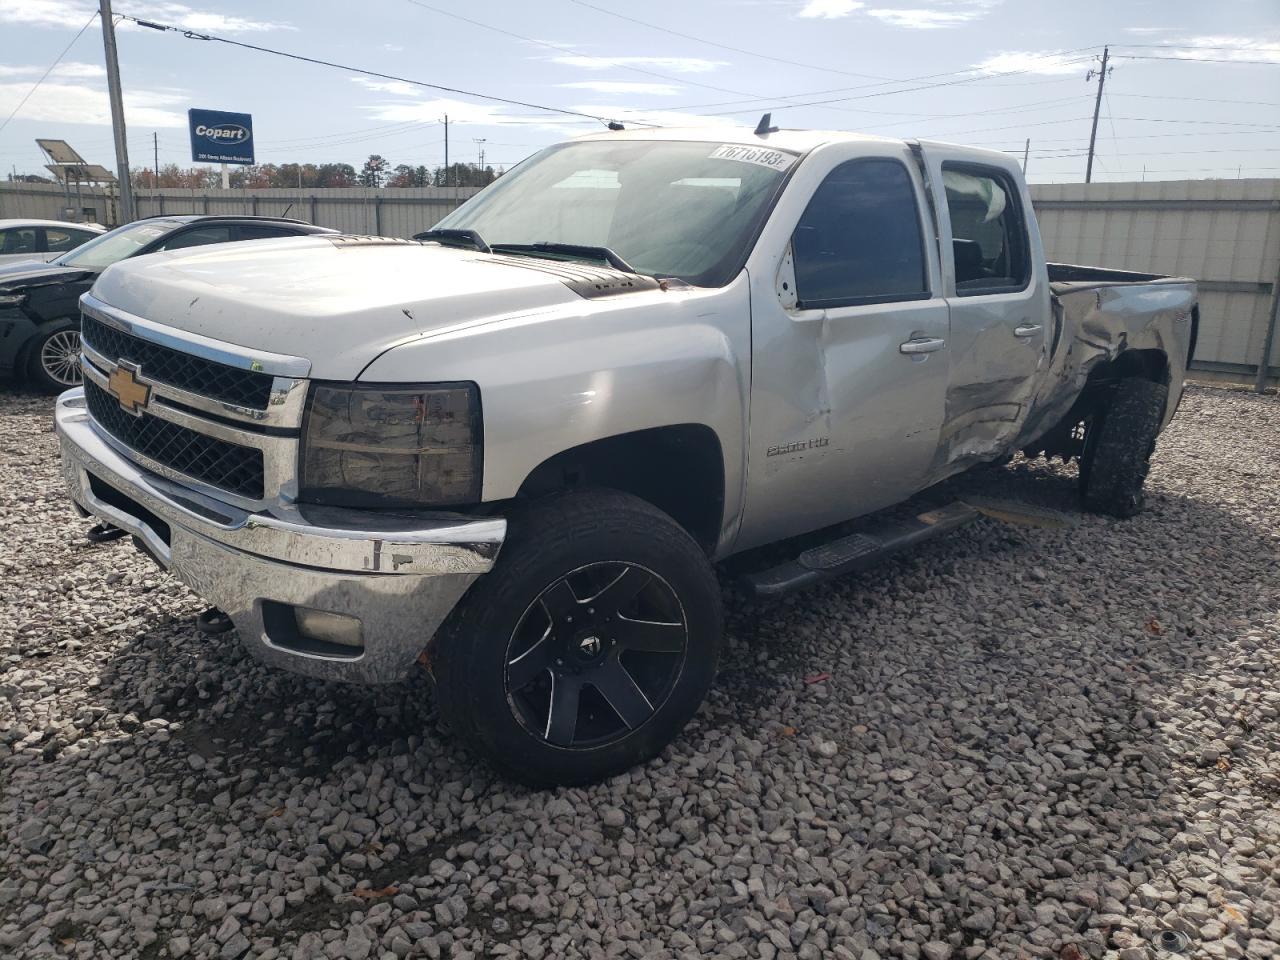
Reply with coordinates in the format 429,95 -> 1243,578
431,489 -> 722,787
1079,378 -> 1168,518
27,322 -> 82,394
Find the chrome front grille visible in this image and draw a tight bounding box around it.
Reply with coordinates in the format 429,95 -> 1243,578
77,293 -> 311,508
83,380 -> 265,499
82,314 -> 274,409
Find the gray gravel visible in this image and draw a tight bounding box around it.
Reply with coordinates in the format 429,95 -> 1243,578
2,384 -> 1278,960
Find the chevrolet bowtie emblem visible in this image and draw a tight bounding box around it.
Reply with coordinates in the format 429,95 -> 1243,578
107,362 -> 152,416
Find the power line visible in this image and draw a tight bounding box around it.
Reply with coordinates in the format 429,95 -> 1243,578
1116,54 -> 1280,65
0,9 -> 99,135
401,0 -> 1030,123
680,56 -> 1101,117
1107,92 -> 1280,108
117,14 -> 639,127
639,48 -> 1103,115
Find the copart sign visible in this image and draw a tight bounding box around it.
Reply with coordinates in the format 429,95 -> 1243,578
188,109 -> 254,165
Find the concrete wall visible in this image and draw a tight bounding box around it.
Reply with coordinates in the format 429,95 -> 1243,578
3,177 -> 1277,381
1030,179 -> 1280,382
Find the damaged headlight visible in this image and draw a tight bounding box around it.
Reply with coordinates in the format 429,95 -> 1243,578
300,382 -> 482,507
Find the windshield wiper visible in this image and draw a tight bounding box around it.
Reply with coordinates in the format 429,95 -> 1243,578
489,242 -> 638,275
414,228 -> 491,253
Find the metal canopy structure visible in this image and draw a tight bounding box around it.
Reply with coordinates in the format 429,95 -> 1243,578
43,162 -> 117,184
38,140 -> 116,185
37,140 -> 116,223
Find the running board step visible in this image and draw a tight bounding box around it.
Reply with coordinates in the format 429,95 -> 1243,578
742,501 -> 979,597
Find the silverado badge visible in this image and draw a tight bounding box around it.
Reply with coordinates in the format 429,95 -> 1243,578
107,362 -> 152,416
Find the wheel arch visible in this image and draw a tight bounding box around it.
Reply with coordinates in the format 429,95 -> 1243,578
513,423 -> 726,555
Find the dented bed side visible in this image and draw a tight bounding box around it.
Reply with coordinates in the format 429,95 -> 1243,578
1014,268 -> 1198,452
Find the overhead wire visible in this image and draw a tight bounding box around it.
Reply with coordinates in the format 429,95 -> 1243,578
115,13 -> 645,127
0,9 -> 100,136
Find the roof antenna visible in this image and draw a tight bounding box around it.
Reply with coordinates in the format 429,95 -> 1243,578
754,112 -> 778,136
606,120 -> 625,131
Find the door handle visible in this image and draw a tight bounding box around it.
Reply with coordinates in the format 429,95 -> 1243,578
899,337 -> 946,355
1013,323 -> 1042,338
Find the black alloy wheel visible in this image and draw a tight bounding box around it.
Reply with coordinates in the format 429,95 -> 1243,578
431,488 -> 722,787
505,562 -> 688,749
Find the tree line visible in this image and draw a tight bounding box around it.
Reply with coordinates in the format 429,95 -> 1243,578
128,155 -> 500,190
8,154 -> 502,190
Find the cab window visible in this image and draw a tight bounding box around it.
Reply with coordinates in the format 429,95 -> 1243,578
791,158 -> 929,309
942,164 -> 1030,294
159,225 -> 234,251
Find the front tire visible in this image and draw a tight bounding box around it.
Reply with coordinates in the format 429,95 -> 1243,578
432,489 -> 722,787
1079,378 -> 1168,518
27,322 -> 83,394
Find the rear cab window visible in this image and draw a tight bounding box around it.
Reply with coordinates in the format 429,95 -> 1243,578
942,164 -> 1030,295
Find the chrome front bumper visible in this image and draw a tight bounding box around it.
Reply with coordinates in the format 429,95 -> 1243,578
56,389 -> 506,684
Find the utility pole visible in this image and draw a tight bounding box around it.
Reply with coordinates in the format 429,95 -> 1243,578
99,0 -> 135,222
1085,45 -> 1110,184
1022,138 -> 1030,175
442,114 -> 449,187
153,131 -> 158,186
474,138 -> 486,172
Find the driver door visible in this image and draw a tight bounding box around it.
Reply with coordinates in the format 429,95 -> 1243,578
736,145 -> 951,551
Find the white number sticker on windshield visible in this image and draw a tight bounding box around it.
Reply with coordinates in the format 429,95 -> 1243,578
707,144 -> 796,171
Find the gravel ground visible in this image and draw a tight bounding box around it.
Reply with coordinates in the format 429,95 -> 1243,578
1,384 -> 1278,960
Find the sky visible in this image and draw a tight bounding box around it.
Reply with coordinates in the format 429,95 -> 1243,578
0,0 -> 1278,184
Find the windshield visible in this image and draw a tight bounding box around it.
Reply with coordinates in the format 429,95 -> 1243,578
55,220 -> 178,270
434,139 -> 797,285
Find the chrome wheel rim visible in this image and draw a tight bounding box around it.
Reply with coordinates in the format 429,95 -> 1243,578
504,561 -> 688,750
40,330 -> 82,386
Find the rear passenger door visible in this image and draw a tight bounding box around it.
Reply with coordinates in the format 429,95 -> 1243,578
739,146 -> 950,550
921,149 -> 1051,470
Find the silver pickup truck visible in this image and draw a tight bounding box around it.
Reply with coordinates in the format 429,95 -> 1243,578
56,125 -> 1197,785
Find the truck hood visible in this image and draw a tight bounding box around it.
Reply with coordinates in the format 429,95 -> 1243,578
89,236 -> 601,380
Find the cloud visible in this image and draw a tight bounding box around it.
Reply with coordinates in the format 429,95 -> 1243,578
0,60 -> 104,79
800,0 -> 998,28
359,96 -> 587,138
0,0 -> 292,32
383,43 -> 404,52
974,51 -> 1087,75
0,79 -> 187,126
549,55 -> 727,74
351,77 -> 420,97
557,81 -> 681,96
797,0 -> 864,17
52,61 -> 105,79
866,7 -> 981,28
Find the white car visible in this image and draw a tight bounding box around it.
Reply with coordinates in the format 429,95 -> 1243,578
0,218 -> 106,265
